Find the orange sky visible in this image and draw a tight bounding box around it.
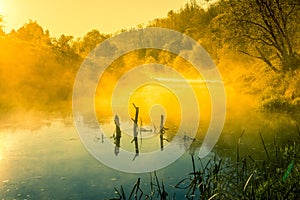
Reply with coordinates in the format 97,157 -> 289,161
0,0 -> 195,38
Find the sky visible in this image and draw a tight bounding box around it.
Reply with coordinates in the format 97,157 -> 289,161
0,0 -> 192,38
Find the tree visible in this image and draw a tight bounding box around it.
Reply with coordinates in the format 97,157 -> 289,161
149,1 -> 221,57
149,1 -> 207,39
79,29 -> 107,56
14,20 -> 51,44
224,0 -> 300,72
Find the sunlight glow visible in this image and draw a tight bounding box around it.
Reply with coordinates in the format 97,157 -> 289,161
0,0 -> 191,37
0,0 -> 4,14
0,137 -> 4,161
154,77 -> 223,84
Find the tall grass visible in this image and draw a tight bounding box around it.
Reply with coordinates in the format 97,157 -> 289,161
110,126 -> 300,200
110,171 -> 170,200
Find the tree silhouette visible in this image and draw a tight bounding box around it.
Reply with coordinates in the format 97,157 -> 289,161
13,20 -> 51,44
224,0 -> 300,72
78,29 -> 108,56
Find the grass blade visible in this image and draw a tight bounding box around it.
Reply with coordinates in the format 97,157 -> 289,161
243,172 -> 254,192
208,193 -> 218,200
282,160 -> 295,182
259,131 -> 269,160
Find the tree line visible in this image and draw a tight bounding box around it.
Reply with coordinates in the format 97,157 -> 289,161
0,0 -> 299,120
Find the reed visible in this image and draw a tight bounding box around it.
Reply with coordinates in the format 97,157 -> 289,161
110,127 -> 300,199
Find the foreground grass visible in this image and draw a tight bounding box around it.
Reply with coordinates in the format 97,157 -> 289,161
110,126 -> 300,200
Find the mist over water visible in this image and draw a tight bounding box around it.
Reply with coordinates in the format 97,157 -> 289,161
0,1 -> 299,197
0,41 -> 298,197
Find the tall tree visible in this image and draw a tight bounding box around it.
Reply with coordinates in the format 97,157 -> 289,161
223,0 -> 300,72
78,29 -> 108,56
13,20 -> 51,44
52,34 -> 78,60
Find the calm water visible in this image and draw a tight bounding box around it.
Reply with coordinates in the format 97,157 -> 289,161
0,112 -> 299,199
0,118 -> 207,199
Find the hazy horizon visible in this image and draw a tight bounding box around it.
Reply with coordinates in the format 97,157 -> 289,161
0,0 -> 195,38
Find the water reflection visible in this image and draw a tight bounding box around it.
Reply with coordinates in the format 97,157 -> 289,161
0,118 -> 206,199
110,105 -> 173,160
131,104 -> 140,160
1,111 -> 299,198
159,115 -> 169,151
113,115 -> 121,156
93,133 -> 104,143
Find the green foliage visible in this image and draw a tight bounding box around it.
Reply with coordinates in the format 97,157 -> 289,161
256,69 -> 300,112
0,0 -> 299,120
261,96 -> 292,112
110,129 -> 300,199
12,20 -> 51,44
0,17 -> 114,120
219,0 -> 300,72
75,29 -> 109,57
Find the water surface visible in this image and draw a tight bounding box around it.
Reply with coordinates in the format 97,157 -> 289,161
0,112 -> 299,199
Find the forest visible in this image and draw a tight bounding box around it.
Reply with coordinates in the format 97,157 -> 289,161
0,0 -> 299,123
